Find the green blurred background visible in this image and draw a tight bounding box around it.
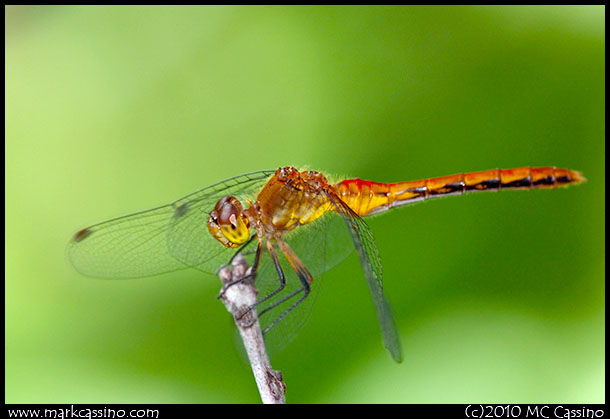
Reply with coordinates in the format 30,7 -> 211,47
5,6 -> 604,403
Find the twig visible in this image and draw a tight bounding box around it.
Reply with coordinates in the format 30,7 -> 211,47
217,254 -> 286,404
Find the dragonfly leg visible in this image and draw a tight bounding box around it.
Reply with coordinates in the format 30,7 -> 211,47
259,238 -> 313,335
236,239 -> 287,320
217,237 -> 262,299
261,284 -> 309,335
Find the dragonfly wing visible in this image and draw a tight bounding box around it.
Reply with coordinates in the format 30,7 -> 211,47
326,191 -> 403,363
67,170 -> 274,278
68,204 -> 187,278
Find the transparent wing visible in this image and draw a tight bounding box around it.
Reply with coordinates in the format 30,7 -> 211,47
67,170 -> 275,278
325,190 -> 403,363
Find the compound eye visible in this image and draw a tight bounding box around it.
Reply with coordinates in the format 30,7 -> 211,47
207,196 -> 250,248
218,203 -> 239,228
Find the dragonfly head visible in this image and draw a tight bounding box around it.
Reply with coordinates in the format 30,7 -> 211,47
207,196 -> 251,248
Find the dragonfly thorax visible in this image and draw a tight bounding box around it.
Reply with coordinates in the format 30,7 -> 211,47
256,167 -> 334,234
207,196 -> 252,248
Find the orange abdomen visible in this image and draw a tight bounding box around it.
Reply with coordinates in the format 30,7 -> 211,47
335,166 -> 585,217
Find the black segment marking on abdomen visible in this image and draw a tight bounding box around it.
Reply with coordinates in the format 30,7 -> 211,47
429,182 -> 465,196
501,178 -> 532,188
467,178 -> 501,191
533,176 -> 555,187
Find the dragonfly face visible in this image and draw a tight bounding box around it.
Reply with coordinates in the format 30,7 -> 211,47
207,195 -> 252,248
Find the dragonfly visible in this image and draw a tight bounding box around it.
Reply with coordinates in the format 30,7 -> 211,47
68,165 -> 585,363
